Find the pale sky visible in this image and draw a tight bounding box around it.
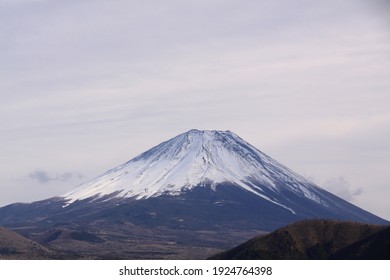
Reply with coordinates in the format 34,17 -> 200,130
1,0 -> 389,220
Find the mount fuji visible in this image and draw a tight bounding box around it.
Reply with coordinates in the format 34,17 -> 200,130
59,129 -> 385,225
0,129 -> 388,259
64,129 -> 322,211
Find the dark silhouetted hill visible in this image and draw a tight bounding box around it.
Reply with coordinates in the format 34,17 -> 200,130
210,219 -> 390,260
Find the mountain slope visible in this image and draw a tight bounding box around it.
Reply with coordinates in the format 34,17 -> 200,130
0,227 -> 54,259
331,226 -> 390,259
210,220 -> 390,260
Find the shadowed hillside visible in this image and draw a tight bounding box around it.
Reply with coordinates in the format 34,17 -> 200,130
0,227 -> 54,259
331,226 -> 390,259
210,219 -> 390,260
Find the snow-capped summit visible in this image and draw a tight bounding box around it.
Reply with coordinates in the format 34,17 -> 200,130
63,129 -> 315,208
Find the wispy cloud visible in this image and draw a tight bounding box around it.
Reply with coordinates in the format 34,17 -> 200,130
28,170 -> 83,184
322,176 -> 363,202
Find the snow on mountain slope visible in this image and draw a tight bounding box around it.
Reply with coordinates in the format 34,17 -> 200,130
63,129 -> 327,212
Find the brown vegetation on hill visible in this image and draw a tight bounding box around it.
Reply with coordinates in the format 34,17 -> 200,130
0,227 -> 54,259
210,219 -> 390,260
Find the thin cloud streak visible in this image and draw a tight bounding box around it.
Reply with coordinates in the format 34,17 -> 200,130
28,170 -> 83,184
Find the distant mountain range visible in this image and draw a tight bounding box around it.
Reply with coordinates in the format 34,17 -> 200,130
210,219 -> 390,260
0,130 -> 388,259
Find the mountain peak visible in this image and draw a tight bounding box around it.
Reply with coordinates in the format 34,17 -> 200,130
176,129 -> 236,145
185,129 -> 233,136
186,128 -> 230,133
63,129 -> 312,212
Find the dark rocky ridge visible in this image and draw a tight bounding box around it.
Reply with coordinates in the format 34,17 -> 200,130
210,219 -> 390,260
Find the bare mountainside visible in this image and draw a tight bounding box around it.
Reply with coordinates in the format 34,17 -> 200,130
0,227 -> 54,259
210,220 -> 390,260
